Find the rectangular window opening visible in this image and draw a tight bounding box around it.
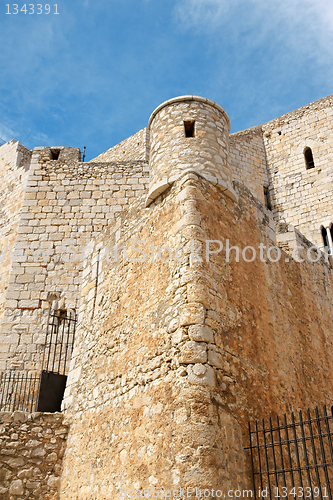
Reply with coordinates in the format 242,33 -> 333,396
51,149 -> 60,160
184,120 -> 195,138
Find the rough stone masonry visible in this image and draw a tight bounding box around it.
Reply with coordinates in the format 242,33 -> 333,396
0,94 -> 333,498
0,411 -> 68,499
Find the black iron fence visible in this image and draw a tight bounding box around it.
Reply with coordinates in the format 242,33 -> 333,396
246,406 -> 333,499
0,308 -> 76,412
0,371 -> 40,412
41,308 -> 76,375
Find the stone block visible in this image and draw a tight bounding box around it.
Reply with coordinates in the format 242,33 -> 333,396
180,340 -> 207,364
9,479 -> 24,495
48,475 -> 60,488
187,282 -> 210,308
31,447 -> 46,457
188,324 -> 214,342
208,349 -> 223,368
18,300 -> 39,308
4,300 -> 18,308
1,334 -> 20,345
187,363 -> 215,386
179,303 -> 205,326
171,327 -> 187,345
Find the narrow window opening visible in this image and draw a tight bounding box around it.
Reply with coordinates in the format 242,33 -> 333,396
51,149 -> 60,160
263,187 -> 272,210
304,147 -> 315,169
322,227 -> 331,254
184,120 -> 195,138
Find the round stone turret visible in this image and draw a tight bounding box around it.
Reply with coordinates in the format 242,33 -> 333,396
146,95 -> 237,205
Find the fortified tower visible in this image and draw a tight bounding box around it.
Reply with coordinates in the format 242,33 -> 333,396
59,96 -> 333,497
59,97 -> 249,497
1,95 -> 333,498
147,96 -> 237,205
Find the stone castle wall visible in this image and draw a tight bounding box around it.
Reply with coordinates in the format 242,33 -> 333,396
60,174 -> 249,498
229,126 -> 269,205
60,170 -> 333,496
0,140 -> 32,326
1,93 -> 333,497
262,94 -> 333,251
0,411 -> 68,500
147,96 -> 237,205
0,151 -> 149,371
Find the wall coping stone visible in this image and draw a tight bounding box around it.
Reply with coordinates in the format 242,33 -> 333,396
148,95 -> 231,132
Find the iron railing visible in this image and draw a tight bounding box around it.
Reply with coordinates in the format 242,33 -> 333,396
0,308 -> 76,412
246,406 -> 333,499
0,371 -> 40,412
41,308 -> 76,375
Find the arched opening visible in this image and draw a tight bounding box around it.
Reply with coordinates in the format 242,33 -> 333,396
304,147 -> 315,169
263,186 -> 272,210
321,226 -> 331,254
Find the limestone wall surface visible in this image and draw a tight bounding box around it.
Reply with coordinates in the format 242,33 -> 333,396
60,175 -> 249,498
61,171 -> 333,497
193,179 -> 333,425
0,93 -> 333,499
229,126 -> 269,204
0,140 -> 31,326
0,153 -> 149,371
262,93 -> 333,251
0,411 -> 68,500
147,96 -> 237,205
91,128 -> 149,163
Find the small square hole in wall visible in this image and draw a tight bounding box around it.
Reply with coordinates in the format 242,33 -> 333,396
51,149 -> 60,160
184,120 -> 195,138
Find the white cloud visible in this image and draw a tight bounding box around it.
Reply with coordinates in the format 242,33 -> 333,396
172,0 -> 333,130
174,0 -> 333,31
0,123 -> 18,144
174,0 -> 236,30
32,131 -> 52,145
174,0 -> 333,58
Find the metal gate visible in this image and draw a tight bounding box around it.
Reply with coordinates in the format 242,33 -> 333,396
246,406 -> 333,499
41,308 -> 76,375
38,308 -> 77,411
0,308 -> 76,412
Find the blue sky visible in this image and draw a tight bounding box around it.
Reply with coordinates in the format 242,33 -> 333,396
1,0 -> 332,160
